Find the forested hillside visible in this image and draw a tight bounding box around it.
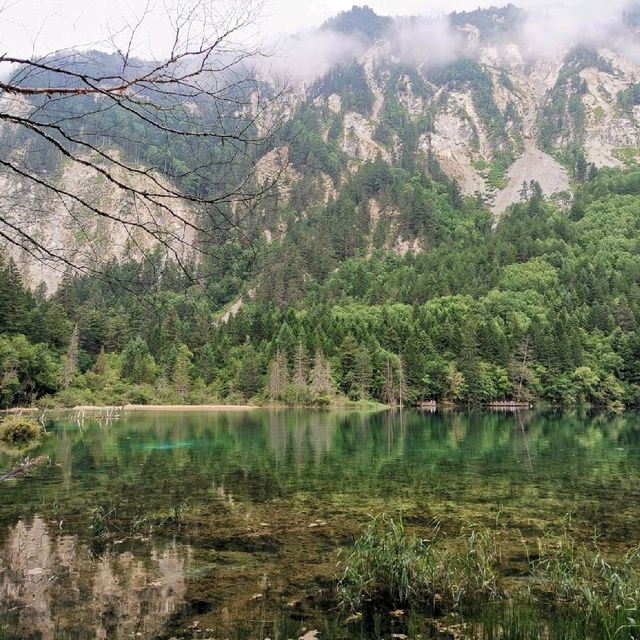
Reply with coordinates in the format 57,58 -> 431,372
2,4 -> 640,409
2,165 -> 640,408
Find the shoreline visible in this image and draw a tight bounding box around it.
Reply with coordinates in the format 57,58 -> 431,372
2,404 -> 259,414
2,401 -> 390,414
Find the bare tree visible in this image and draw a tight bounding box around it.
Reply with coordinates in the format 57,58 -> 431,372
309,350 -> 333,398
268,350 -> 289,403
0,0 -> 284,289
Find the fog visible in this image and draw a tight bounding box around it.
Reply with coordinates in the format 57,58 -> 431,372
2,0 -> 639,80
262,0 -> 640,83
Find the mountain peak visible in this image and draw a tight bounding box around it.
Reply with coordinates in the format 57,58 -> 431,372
321,5 -> 392,40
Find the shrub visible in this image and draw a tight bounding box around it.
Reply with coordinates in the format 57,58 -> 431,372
0,416 -> 44,447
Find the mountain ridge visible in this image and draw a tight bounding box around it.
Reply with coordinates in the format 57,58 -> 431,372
3,3 -> 640,292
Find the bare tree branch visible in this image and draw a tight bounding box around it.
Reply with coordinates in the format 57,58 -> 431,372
0,0 -> 288,293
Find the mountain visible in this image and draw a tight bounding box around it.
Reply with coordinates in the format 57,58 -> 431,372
3,4 -> 640,409
5,5 -> 640,291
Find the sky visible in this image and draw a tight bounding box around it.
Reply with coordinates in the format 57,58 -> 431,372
0,0 -> 587,58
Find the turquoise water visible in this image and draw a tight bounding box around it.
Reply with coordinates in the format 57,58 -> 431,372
0,409 -> 639,639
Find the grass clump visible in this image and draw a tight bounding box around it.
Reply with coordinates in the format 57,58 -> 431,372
0,416 -> 44,448
533,530 -> 640,638
338,514 -> 433,609
337,515 -> 501,612
338,516 -> 640,638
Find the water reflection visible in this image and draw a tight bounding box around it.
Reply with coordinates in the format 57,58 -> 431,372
0,515 -> 188,640
1,409 -> 640,638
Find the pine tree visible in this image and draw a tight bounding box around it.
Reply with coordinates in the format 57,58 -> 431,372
172,344 -> 193,398
62,324 -> 80,388
446,363 -> 465,402
338,334 -> 359,395
354,347 -> 373,399
234,342 -> 262,401
0,257 -> 26,334
384,356 -> 395,406
121,338 -> 157,384
267,350 -> 289,403
291,342 -> 309,404
293,342 -> 307,387
397,355 -> 406,408
460,318 -> 481,405
93,347 -> 109,376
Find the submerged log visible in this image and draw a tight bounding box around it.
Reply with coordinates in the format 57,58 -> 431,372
0,456 -> 50,482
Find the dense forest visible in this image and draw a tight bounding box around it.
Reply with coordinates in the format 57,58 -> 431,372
3,4 -> 640,411
2,163 -> 640,409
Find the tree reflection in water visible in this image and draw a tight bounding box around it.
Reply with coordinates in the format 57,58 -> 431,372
0,515 -> 188,639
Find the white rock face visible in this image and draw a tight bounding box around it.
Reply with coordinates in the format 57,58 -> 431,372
341,112 -> 389,162
0,153 -> 196,291
492,141 -> 570,215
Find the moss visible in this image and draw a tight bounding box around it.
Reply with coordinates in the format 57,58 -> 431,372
0,416 -> 44,447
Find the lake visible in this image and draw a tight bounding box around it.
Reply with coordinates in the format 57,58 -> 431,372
1,409 -> 639,639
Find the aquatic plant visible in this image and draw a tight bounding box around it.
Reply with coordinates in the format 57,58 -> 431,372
337,515 -> 501,612
89,506 -> 118,539
339,515 -> 640,638
0,416 -> 44,447
155,498 -> 190,527
532,532 -> 640,638
338,514 -> 433,609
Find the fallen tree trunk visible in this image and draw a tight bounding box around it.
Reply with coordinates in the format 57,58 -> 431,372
0,456 -> 50,482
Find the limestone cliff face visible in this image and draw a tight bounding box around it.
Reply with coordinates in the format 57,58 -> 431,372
4,7 -> 640,289
0,152 -> 196,291
263,36 -> 640,222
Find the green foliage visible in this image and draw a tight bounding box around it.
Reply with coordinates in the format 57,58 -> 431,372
618,84 -> 640,110
280,104 -> 346,181
0,416 -> 44,447
0,334 -> 60,407
121,338 -> 158,385
340,515 -> 640,637
338,514 -> 434,609
449,5 -> 525,39
311,63 -> 375,116
532,528 -> 640,638
338,515 -> 500,611
321,5 -> 392,40
3,160 -> 640,409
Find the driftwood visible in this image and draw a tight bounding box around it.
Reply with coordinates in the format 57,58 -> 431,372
0,456 -> 50,482
485,401 -> 533,409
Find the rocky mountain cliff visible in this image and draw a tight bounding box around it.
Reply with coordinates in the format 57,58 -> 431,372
3,3 -> 640,293
263,5 -> 640,211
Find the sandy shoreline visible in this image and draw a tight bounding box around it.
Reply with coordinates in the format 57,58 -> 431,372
3,404 -> 258,413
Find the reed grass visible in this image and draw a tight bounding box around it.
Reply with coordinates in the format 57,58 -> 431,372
339,515 -> 640,639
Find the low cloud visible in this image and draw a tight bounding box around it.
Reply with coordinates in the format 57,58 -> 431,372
264,0 -> 640,86
390,17 -> 464,69
261,29 -> 368,83
517,0 -> 638,60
